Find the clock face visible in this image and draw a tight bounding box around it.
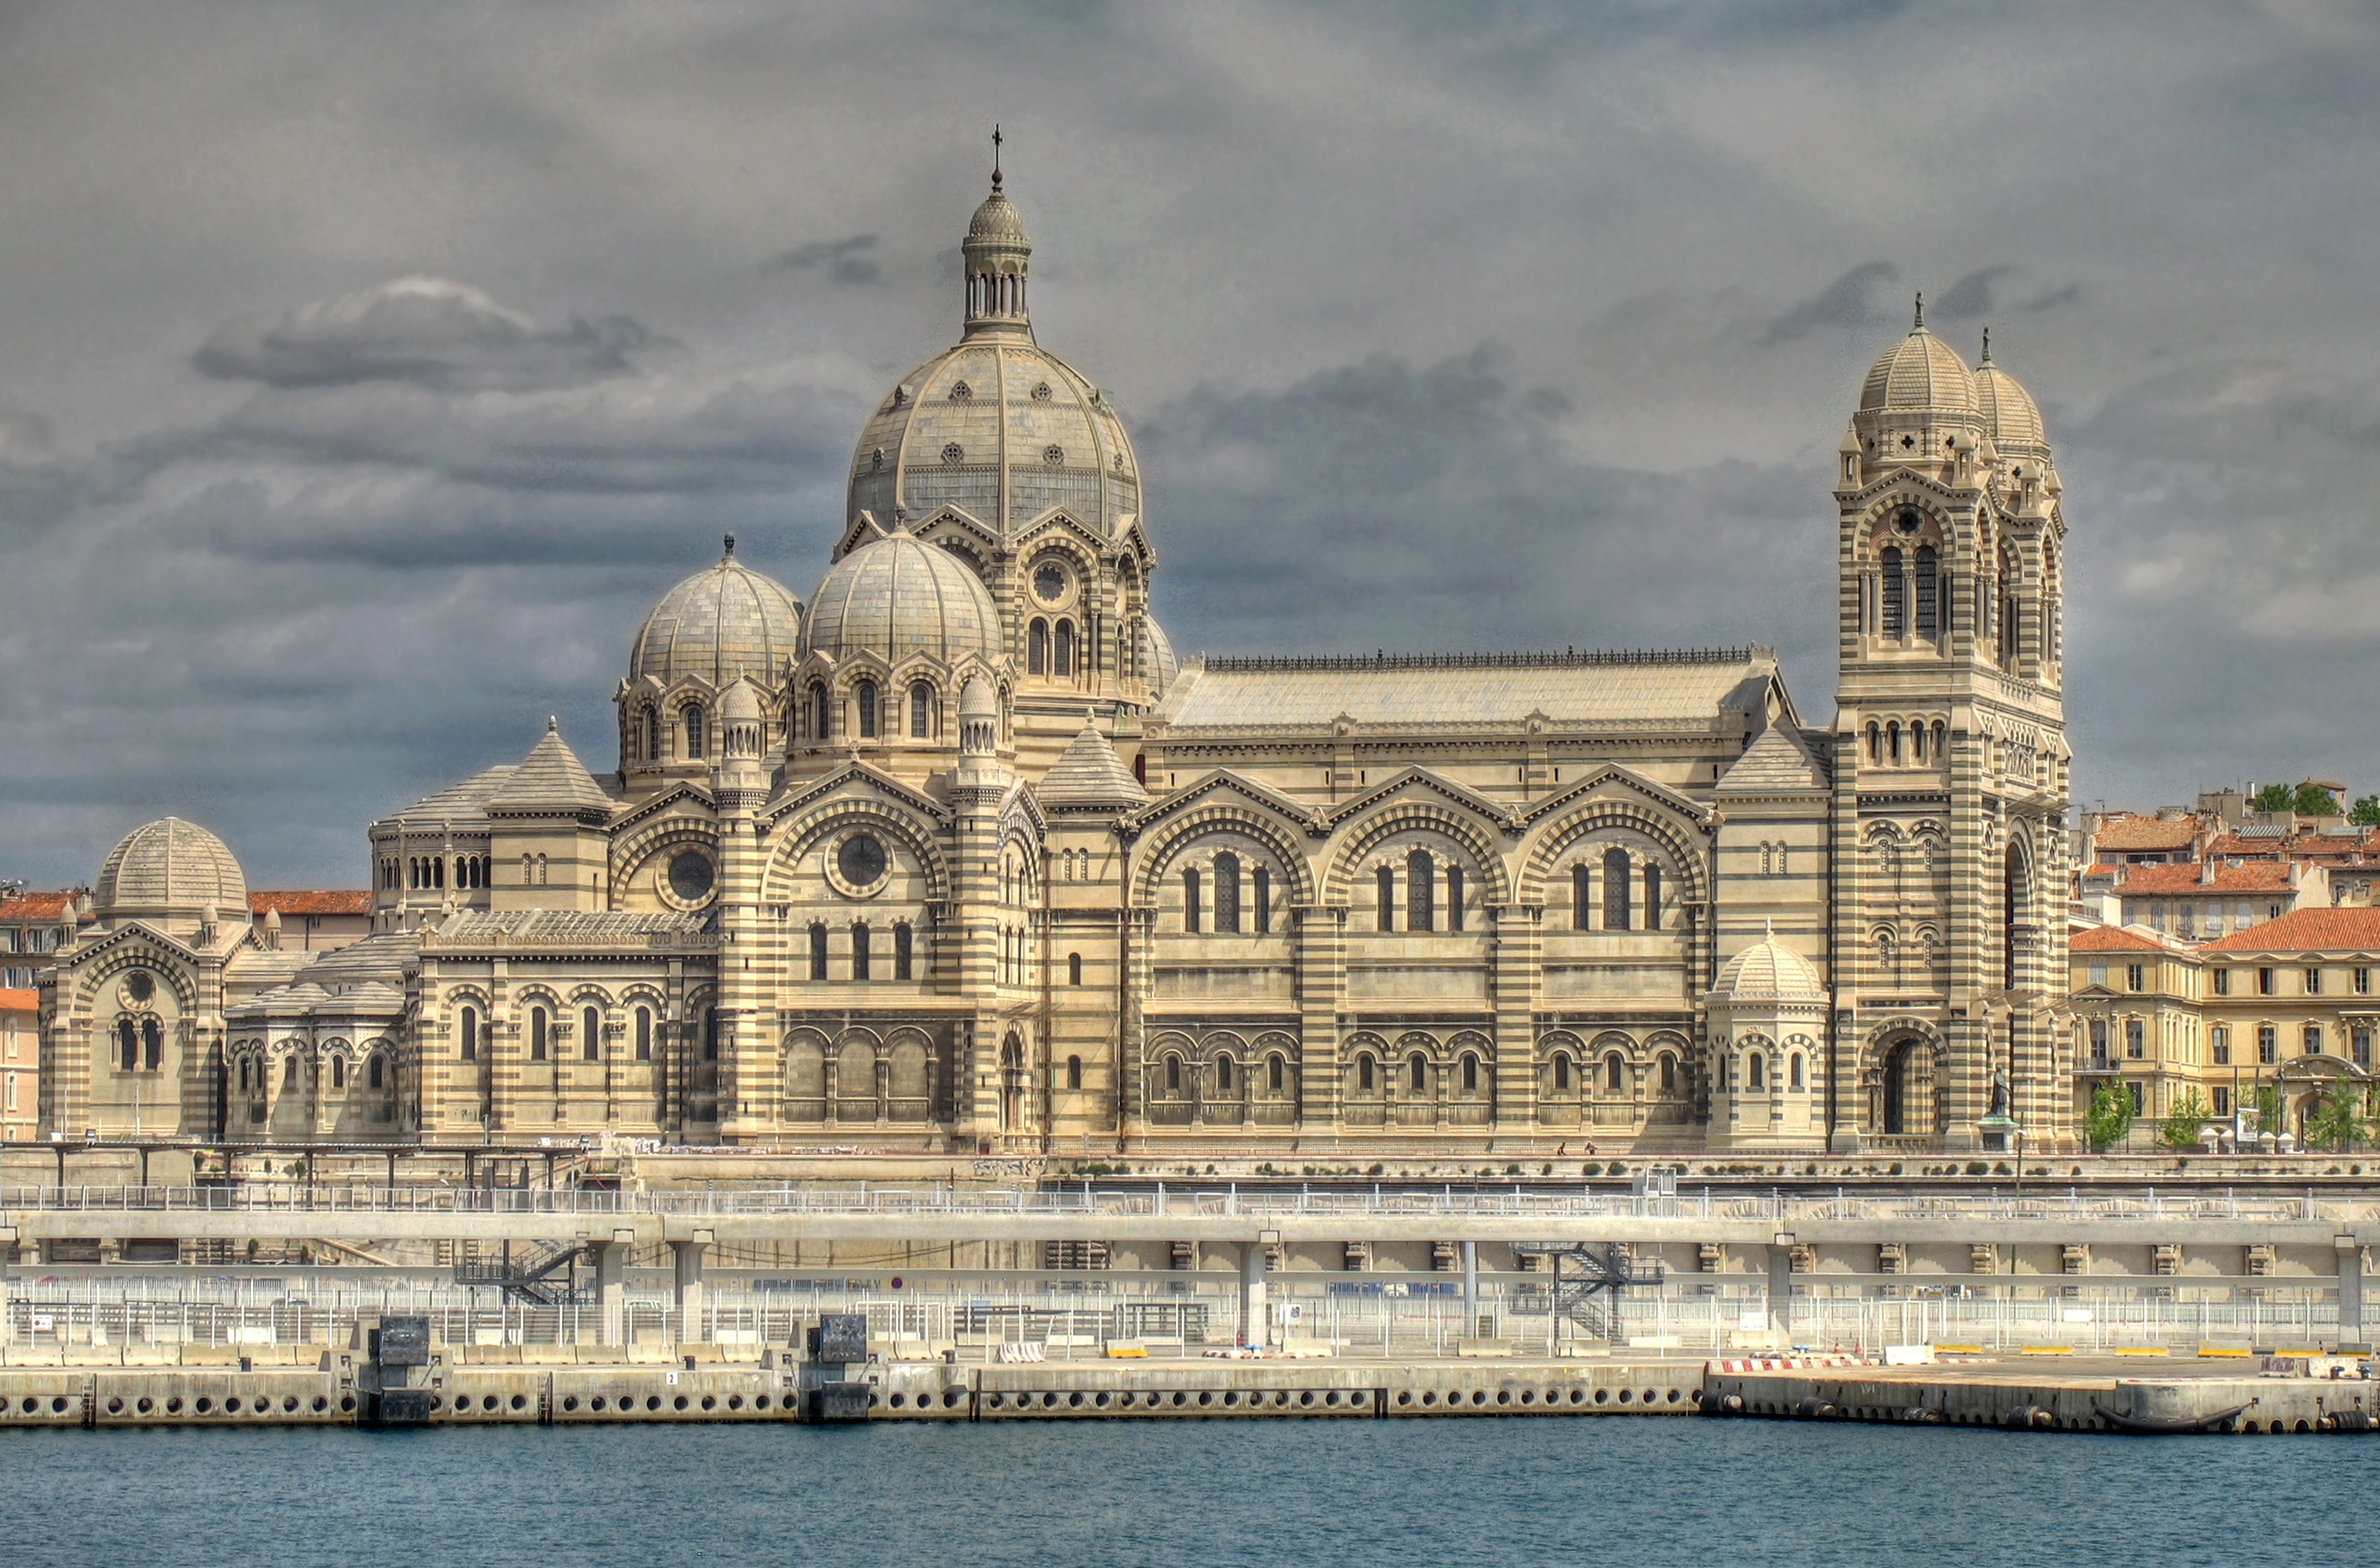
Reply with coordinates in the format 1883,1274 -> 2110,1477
1033,562 -> 1068,603
838,833 -> 889,889
667,849 -> 715,902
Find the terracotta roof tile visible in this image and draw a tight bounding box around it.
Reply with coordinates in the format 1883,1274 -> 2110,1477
0,988 -> 37,1013
2115,862 -> 2295,895
2093,815 -> 2202,853
2071,924 -> 2190,954
0,892 -> 75,921
247,891 -> 373,917
2203,907 -> 2380,953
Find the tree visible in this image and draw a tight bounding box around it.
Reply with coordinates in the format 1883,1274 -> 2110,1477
2305,1079 -> 2367,1152
2353,795 -> 2380,827
2085,1081 -> 2135,1151
2253,783 -> 2296,813
2159,1088 -> 2212,1150
2252,1083 -> 2286,1142
2294,783 -> 2341,816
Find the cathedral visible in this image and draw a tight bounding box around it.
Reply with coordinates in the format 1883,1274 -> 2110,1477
37,168 -> 2075,1155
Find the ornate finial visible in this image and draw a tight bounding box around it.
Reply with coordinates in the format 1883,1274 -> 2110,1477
723,531 -> 736,560
1980,326 -> 1991,364
546,715 -> 558,733
991,124 -> 1003,190
1912,292 -> 1924,330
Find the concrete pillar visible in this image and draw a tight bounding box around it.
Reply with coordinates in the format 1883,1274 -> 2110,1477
1768,1232 -> 1793,1340
595,1230 -> 633,1347
1241,1234 -> 1273,1349
673,1232 -> 711,1341
1462,1241 -> 1478,1340
2338,1236 -> 2365,1348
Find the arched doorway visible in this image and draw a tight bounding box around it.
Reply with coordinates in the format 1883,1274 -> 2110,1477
999,1031 -> 1025,1134
2003,841 -> 2028,991
1879,1037 -> 1931,1138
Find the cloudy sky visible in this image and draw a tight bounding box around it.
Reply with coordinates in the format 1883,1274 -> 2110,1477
3,0 -> 2377,889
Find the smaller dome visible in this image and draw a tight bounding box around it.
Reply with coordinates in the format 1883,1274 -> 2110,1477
1141,617 -> 1179,696
968,189 -> 1028,243
1974,361 -> 2047,453
630,536 -> 803,687
719,678 -> 764,724
959,674 -> 998,721
1710,929 -> 1825,1003
802,533 -> 1003,666
1860,322 -> 1976,417
97,817 -> 247,918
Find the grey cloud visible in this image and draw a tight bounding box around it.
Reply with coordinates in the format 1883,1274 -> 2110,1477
770,235 -> 883,285
194,276 -> 655,393
2025,283 -> 2081,311
1929,266 -> 2014,321
1761,262 -> 1898,344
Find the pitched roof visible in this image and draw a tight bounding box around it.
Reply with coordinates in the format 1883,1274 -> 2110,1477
1156,649 -> 1775,733
383,764 -> 518,824
247,891 -> 372,917
485,722 -> 616,815
2203,906 -> 2380,954
1039,715 -> 1149,809
1717,723 -> 1827,793
0,891 -> 76,922
0,988 -> 37,1013
2115,861 -> 2297,895
2070,923 -> 2192,955
425,910 -> 711,946
2093,814 -> 2201,853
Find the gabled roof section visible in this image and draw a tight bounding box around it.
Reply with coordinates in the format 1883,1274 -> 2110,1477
2203,907 -> 2380,954
423,909 -> 714,949
1717,723 -> 1829,795
1124,770 -> 1323,837
1519,762 -> 1713,827
247,891 -> 373,917
1039,714 -> 1149,809
486,721 -> 616,817
2070,923 -> 2194,956
381,764 -> 517,827
1324,767 -> 1516,832
762,760 -> 950,828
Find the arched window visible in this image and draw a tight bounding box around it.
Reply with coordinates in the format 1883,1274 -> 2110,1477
1659,1053 -> 1677,1094
910,682 -> 932,739
1603,847 -> 1631,930
1165,1054 -> 1182,1092
1446,865 -> 1465,932
141,1017 -> 162,1070
644,707 -> 660,762
1406,849 -> 1434,932
367,1054 -> 385,1090
522,854 -> 533,885
530,1007 -> 548,1061
1461,1053 -> 1479,1092
1789,1052 -> 1804,1091
682,705 -> 705,759
855,681 -> 878,741
461,1006 -> 478,1061
1881,545 -> 1906,635
331,1055 -> 345,1088
702,1007 -> 719,1062
1888,720 -> 1902,765
1915,544 -> 1939,638
536,854 -> 548,886
1253,867 -> 1271,934
1377,866 -> 1395,932
1932,720 -> 1946,761
809,923 -> 829,981
809,682 -> 830,742
1644,864 -> 1662,931
116,1017 -> 138,1071
1866,722 -> 1881,764
1183,867 -> 1202,933
1573,864 -> 1591,930
2004,842 -> 2025,991
1066,1055 -> 1082,1091
1268,1054 -> 1285,1093
1605,1053 -> 1623,1093
1213,852 -> 1241,934
238,1057 -> 251,1094
1216,1054 -> 1235,1093
895,923 -> 914,981
1408,1053 -> 1428,1093
634,1006 -> 651,1062
1054,621 -> 1075,678
1357,1053 -> 1377,1091
1553,1054 -> 1571,1091
1749,1054 -> 1765,1090
582,1004 -> 600,1062
851,922 -> 872,981
1029,619 -> 1048,676
1067,952 -> 1082,986
1911,722 -> 1927,764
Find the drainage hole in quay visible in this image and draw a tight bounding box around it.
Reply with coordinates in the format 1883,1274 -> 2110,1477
1593,1389 -> 1610,1405
646,1396 -> 662,1412
728,1395 -> 744,1411
1095,1392 -> 1110,1408
1071,1392 -> 1086,1409
940,1391 -> 961,1410
196,1399 -> 214,1415
225,1399 -> 243,1414
1617,1390 -> 1633,1405
673,1395 -> 689,1412
563,1396 -> 581,1412
1667,1389 -> 1683,1404
889,1394 -> 906,1409
1518,1390 -> 1533,1406
512,1395 -> 529,1412
756,1395 -> 771,1411
591,1396 -> 608,1412
1472,1391 -> 1487,1406
701,1395 -> 716,1412
138,1398 -> 155,1415
986,1394 -> 1004,1410
106,1398 -> 123,1415
166,1398 -> 184,1414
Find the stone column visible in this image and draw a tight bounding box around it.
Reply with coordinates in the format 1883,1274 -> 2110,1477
1241,1233 -> 1274,1350
594,1230 -> 633,1347
673,1232 -> 712,1343
2338,1236 -> 2366,1349
1462,1240 -> 1479,1341
1768,1232 -> 1794,1340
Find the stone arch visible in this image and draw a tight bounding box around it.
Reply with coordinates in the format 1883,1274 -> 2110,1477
1863,1019 -> 1946,1138
763,800 -> 953,906
884,1025 -> 934,1121
1520,803 -> 1706,910
781,1027 -> 829,1120
1133,803 -> 1316,908
611,818 -> 724,902
1326,802 -> 1511,907
832,1027 -> 883,1122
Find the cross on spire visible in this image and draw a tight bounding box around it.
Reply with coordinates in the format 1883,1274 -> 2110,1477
991,124 -> 1003,190
1912,292 -> 1924,330
1980,326 -> 1992,364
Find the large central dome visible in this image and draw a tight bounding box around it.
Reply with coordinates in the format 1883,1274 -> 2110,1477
845,177 -> 1142,544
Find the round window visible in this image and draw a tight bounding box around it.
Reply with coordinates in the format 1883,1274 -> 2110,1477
124,970 -> 155,1003
1033,563 -> 1068,603
838,834 -> 889,889
667,850 -> 715,902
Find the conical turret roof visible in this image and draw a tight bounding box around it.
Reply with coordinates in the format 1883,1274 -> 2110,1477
1040,711 -> 1147,808
486,719 -> 615,815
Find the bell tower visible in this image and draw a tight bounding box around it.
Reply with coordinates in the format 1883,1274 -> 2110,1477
1829,302 -> 2071,1152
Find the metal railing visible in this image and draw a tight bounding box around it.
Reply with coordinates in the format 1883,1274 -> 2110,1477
0,1183 -> 2366,1224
